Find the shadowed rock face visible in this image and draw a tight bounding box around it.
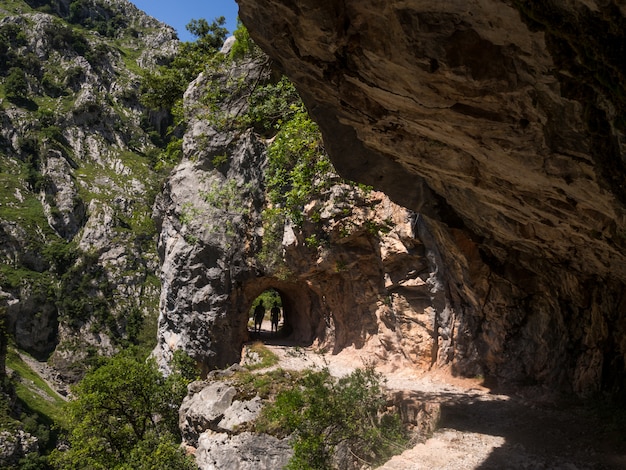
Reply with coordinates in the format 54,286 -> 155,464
237,0 -> 626,394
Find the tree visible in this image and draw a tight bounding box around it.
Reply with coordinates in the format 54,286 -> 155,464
186,17 -> 228,51
229,22 -> 263,61
50,351 -> 196,470
140,17 -> 228,113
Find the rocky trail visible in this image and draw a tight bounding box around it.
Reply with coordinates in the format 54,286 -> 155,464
252,321 -> 626,470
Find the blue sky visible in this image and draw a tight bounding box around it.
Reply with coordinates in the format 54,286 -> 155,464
130,0 -> 240,42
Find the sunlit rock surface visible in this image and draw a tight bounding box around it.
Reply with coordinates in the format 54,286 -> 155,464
153,54 -> 458,379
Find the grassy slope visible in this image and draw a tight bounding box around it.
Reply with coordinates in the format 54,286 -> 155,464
6,348 -> 66,426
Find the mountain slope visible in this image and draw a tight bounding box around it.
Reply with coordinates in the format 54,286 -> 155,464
0,0 -> 177,379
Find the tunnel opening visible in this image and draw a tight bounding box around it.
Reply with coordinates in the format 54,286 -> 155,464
248,288 -> 285,339
239,278 -> 330,351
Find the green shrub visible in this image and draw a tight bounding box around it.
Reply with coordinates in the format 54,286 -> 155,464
240,76 -> 301,134
5,67 -> 28,100
44,22 -> 90,57
230,21 -> 262,61
265,104 -> 334,226
257,367 -> 408,469
171,349 -> 200,383
42,239 -> 78,274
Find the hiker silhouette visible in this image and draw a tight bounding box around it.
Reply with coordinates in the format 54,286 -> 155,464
254,300 -> 265,332
271,302 -> 281,333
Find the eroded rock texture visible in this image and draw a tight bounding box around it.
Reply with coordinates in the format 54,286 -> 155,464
153,52 -> 455,380
237,0 -> 626,394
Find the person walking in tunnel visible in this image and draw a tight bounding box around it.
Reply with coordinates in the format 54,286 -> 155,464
271,302 -> 281,333
254,300 -> 265,333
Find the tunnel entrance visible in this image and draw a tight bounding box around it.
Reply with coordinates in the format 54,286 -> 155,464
248,289 -> 286,339
240,278 -> 329,349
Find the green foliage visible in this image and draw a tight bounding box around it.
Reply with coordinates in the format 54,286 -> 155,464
241,77 -> 301,135
304,234 -> 320,248
266,105 -> 334,226
0,22 -> 27,75
44,21 -> 90,57
41,239 -> 78,275
364,218 -> 394,237
186,17 -> 228,51
229,21 -> 261,61
117,431 -> 196,470
242,341 -> 279,371
140,67 -> 187,113
139,17 -> 229,171
140,17 -> 227,112
56,254 -> 113,330
211,153 -> 228,167
5,67 -> 28,100
68,0 -> 128,37
123,307 -> 144,345
257,367 -> 407,469
50,351 -> 195,470
171,349 -> 200,383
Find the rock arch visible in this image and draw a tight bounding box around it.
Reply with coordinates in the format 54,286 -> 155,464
239,277 -> 329,346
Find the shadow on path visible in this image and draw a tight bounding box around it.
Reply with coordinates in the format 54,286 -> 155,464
247,321 -> 313,348
404,386 -> 626,469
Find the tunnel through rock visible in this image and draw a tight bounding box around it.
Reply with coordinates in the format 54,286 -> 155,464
240,278 -> 329,349
249,289 -> 282,335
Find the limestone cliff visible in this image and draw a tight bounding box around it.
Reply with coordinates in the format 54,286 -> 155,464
237,0 -> 626,394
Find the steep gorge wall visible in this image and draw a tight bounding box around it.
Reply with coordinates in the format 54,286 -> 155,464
237,0 -> 626,394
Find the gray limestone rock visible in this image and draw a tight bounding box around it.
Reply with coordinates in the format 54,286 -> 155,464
40,149 -> 85,240
179,381 -> 238,445
220,396 -> 263,432
195,431 -> 292,470
0,430 -> 38,467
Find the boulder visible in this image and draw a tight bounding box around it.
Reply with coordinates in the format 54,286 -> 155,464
195,431 -> 292,470
178,379 -> 279,469
179,381 -> 238,445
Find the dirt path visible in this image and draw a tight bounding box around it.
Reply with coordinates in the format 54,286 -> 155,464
251,336 -> 625,470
